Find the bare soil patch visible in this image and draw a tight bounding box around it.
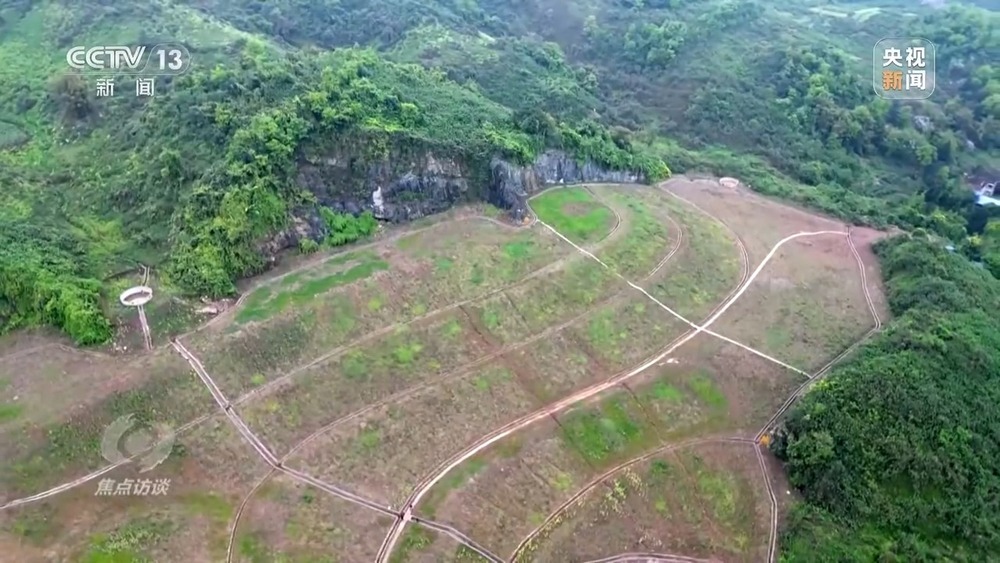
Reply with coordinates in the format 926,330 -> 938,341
711,235 -> 877,371
0,348 -> 214,500
663,176 -> 846,265
0,416 -> 270,562
849,226 -> 892,321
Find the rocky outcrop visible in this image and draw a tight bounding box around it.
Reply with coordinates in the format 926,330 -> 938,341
488,150 -> 643,220
297,149 -> 471,224
272,147 -> 641,252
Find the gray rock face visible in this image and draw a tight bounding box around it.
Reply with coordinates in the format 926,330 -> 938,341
297,149 -> 471,224
488,150 -> 643,220
276,147 -> 641,253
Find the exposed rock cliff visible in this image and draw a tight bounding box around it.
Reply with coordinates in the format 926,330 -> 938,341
297,149 -> 471,223
488,150 -> 643,220
273,147 -> 642,251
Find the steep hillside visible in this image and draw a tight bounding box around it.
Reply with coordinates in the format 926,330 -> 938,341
0,0 -> 666,343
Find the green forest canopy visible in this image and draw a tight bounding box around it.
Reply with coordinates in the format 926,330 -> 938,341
778,234 -> 1000,561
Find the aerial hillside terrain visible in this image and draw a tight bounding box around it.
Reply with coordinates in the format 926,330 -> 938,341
0,0 -> 998,561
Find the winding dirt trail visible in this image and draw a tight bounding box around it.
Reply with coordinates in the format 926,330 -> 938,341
0,198 -> 625,515
225,184 -> 679,561
1,184 -> 887,563
136,264 -> 154,351
378,191 -> 826,562
509,436 -> 754,561
508,226 -> 886,563
170,338 -> 398,517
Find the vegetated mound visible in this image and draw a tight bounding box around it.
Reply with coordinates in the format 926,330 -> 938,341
775,234 -> 1000,561
0,2 -> 668,345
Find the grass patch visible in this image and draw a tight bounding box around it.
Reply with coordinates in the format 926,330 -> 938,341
687,373 -> 727,410
82,518 -> 170,563
599,192 -> 673,278
354,428 -> 382,453
182,491 -> 231,523
0,402 -> 24,423
648,381 -> 684,403
421,457 -> 488,517
235,256 -> 389,324
389,526 -> 436,563
560,396 -> 646,464
530,187 -> 615,244
647,202 -> 740,318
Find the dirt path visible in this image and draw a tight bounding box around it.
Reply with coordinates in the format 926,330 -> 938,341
1,186 -> 886,563
644,212 -> 684,280
377,192 -> 863,561
224,185 -> 687,561
0,203 -> 628,515
170,338 -> 398,515
510,226 -> 887,563
509,436 -> 754,561
377,190 -> 788,562
584,553 -> 719,563
137,265 -> 154,351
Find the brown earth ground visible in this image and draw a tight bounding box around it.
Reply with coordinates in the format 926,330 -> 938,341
0,181 -> 889,562
0,416 -> 270,562
515,441 -> 771,563
709,235 -> 875,371
419,333 -> 803,558
662,176 -> 845,265
233,472 -> 394,562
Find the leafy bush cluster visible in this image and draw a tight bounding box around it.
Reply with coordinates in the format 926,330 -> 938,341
320,209 -> 379,246
777,235 -> 1000,561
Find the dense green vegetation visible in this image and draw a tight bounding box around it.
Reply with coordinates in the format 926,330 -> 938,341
3,0 -> 998,344
776,234 -> 1000,560
0,0 -> 667,343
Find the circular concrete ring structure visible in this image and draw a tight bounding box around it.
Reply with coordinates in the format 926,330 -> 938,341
120,286 -> 153,307
719,177 -> 740,188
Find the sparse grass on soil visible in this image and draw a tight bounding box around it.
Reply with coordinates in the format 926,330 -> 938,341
0,416 -> 271,563
239,310 -> 494,457
0,348 -> 214,499
235,250 -> 390,325
0,182 -> 888,563
644,192 -> 744,319
663,176 -> 844,265
235,473 -> 393,563
711,236 -> 874,371
184,219 -> 564,399
590,186 -> 675,279
290,364 -> 540,505
515,442 -> 770,562
530,187 -> 617,245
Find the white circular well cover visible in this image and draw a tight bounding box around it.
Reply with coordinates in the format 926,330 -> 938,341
120,286 -> 153,307
719,177 -> 740,188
